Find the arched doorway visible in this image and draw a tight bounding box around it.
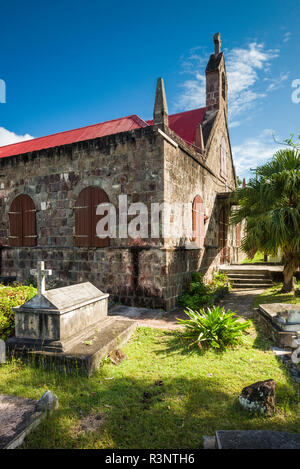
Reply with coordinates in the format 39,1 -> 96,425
219,206 -> 228,264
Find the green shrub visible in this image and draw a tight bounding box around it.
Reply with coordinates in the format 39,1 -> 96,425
178,271 -> 231,309
177,305 -> 251,350
0,284 -> 37,340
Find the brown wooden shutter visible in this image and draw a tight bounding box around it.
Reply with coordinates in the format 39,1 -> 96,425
75,188 -> 91,247
91,187 -> 110,248
75,187 -> 110,248
22,195 -> 37,247
9,195 -> 37,247
219,206 -> 228,263
9,196 -> 23,247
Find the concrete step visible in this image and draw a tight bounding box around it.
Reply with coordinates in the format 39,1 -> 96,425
227,273 -> 271,279
232,283 -> 272,289
228,277 -> 273,285
223,269 -> 271,276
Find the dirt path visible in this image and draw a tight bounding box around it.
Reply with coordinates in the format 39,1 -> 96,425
218,288 -> 265,319
109,288 -> 264,329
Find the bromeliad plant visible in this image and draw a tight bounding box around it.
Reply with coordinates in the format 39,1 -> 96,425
177,305 -> 251,350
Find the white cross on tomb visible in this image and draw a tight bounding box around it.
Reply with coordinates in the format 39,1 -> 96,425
30,261 -> 52,296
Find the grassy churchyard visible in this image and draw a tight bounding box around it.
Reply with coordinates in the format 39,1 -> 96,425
0,321 -> 299,449
254,282 -> 300,308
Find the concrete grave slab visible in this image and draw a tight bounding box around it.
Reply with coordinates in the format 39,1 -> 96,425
7,317 -> 137,377
216,430 -> 300,449
0,391 -> 58,449
0,339 -> 5,364
256,303 -> 300,347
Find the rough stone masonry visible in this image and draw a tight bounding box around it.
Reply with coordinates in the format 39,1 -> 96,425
0,33 -> 244,311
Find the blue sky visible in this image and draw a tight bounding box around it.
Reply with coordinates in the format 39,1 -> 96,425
0,0 -> 299,179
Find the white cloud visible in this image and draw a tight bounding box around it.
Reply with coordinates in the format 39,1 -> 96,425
232,129 -> 281,179
283,32 -> 292,43
175,42 -> 280,121
265,72 -> 290,92
0,127 -> 34,147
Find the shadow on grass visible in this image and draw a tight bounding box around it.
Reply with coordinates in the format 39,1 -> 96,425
152,329 -> 228,359
253,284 -> 300,308
1,361 -> 299,450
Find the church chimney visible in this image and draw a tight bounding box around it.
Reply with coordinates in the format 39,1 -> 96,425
214,32 -> 221,55
205,33 -> 227,113
153,78 -> 169,128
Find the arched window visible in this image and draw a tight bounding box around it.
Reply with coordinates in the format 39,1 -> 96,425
220,136 -> 227,180
9,194 -> 37,247
222,72 -> 226,101
74,187 -> 110,247
192,195 -> 204,248
219,206 -> 228,264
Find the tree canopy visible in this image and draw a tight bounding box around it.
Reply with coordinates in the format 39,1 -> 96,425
231,144 -> 300,292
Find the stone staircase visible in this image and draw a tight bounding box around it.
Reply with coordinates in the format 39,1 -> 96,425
220,267 -> 273,289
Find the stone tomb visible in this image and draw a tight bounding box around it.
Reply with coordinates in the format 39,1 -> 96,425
7,262 -> 137,376
256,303 -> 300,347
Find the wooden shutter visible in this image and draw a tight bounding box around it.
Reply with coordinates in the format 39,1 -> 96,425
75,188 -> 91,247
9,196 -> 23,247
9,195 -> 37,247
75,187 -> 110,248
91,187 -> 110,248
192,195 -> 204,248
22,195 -> 37,247
219,206 -> 228,263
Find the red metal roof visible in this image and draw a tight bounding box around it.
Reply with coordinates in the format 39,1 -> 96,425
0,107 -> 206,159
0,115 -> 148,159
147,107 -> 206,145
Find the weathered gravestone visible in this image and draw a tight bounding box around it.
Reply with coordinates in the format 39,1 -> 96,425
0,391 -> 58,449
256,303 -> 300,347
0,339 -> 5,364
7,261 -> 137,376
215,430 -> 300,449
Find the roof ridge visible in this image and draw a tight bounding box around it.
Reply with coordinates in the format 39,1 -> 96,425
146,106 -> 206,123
0,114 -> 145,150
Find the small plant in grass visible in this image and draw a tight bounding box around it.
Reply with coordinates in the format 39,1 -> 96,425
177,305 -> 251,350
178,272 -> 231,309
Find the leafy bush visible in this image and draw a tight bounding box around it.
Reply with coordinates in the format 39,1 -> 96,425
0,284 -> 37,340
178,272 -> 231,309
177,305 -> 251,350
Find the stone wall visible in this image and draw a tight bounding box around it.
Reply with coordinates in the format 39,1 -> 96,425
159,110 -> 240,309
0,127 -> 170,308
0,117 -> 242,311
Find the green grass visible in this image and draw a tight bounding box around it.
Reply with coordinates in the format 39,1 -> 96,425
254,282 -> 300,308
0,325 -> 299,449
242,251 -> 265,264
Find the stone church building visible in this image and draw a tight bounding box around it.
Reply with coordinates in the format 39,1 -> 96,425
0,33 -> 243,310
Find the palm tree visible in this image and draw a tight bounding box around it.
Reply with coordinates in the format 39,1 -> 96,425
231,147 -> 300,293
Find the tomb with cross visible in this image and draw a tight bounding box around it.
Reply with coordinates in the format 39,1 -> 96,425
6,260 -> 136,376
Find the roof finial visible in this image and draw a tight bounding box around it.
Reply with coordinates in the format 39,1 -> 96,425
153,78 -> 168,128
213,33 -> 221,55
